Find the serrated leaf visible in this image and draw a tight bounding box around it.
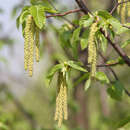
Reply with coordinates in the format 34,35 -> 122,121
67,61 -> 87,72
85,78 -> 91,91
116,116 -> 130,128
79,15 -> 90,26
121,39 -> 130,48
107,81 -> 124,101
95,71 -> 109,84
30,5 -> 46,29
81,17 -> 94,28
46,64 -> 63,84
80,38 -> 88,50
97,10 -> 112,20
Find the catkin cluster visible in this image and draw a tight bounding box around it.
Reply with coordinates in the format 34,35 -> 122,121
24,15 -> 40,77
88,22 -> 98,77
117,0 -> 129,24
54,74 -> 68,127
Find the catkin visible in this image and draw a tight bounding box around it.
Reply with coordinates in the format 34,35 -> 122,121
121,0 -> 126,24
117,0 -> 122,14
127,1 -> 130,17
88,22 -> 98,77
55,75 -> 68,127
35,27 -> 40,62
28,29 -> 34,77
24,16 -> 32,70
63,84 -> 68,120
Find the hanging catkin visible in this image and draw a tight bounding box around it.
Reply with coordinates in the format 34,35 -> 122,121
28,23 -> 34,77
127,1 -> 130,17
35,27 -> 40,62
121,0 -> 126,24
54,73 -> 68,127
24,15 -> 32,71
88,21 -> 98,77
117,0 -> 122,14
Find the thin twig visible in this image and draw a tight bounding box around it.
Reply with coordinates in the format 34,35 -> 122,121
46,8 -> 81,18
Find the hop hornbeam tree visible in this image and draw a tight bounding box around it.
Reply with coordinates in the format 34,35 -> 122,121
16,0 -> 130,129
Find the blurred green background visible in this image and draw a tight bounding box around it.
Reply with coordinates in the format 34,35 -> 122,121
0,0 -> 130,130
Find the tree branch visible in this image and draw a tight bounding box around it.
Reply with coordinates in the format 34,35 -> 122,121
100,29 -> 130,66
75,0 -> 130,66
46,8 -> 81,18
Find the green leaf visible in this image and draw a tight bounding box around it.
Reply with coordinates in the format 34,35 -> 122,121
121,39 -> 130,48
46,64 -> 63,84
67,61 -> 87,72
71,27 -> 81,45
85,78 -> 91,91
97,10 -> 112,20
79,15 -> 90,26
19,10 -> 30,24
95,71 -> 109,84
99,34 -> 107,52
44,7 -> 57,13
80,38 -> 88,50
107,18 -> 129,34
30,5 -> 46,29
107,81 -> 124,101
116,116 -> 130,128
80,17 -> 94,28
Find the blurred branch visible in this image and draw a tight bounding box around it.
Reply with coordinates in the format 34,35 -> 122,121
110,0 -> 129,14
0,84 -> 39,129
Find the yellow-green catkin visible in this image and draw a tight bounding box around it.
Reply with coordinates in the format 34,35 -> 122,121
35,27 -> 40,62
63,84 -> 68,120
24,15 -> 32,70
117,0 -> 122,14
54,76 -> 68,127
88,22 -> 98,77
121,0 -> 126,24
127,1 -> 130,17
28,24 -> 34,77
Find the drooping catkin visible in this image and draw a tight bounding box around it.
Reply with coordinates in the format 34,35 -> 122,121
24,15 -> 32,70
63,84 -> 68,120
58,83 -> 64,128
121,0 -> 126,24
55,73 -> 68,127
35,27 -> 40,62
88,22 -> 98,77
117,0 -> 122,14
28,23 -> 35,77
127,1 -> 130,17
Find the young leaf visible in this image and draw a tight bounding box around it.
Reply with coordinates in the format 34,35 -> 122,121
85,78 -> 91,91
19,10 -> 30,24
71,27 -> 81,45
81,17 -> 94,28
44,7 -> 57,13
97,10 -> 112,20
121,39 -> 130,48
95,71 -> 109,84
107,81 -> 124,101
80,38 -> 88,50
67,61 -> 87,72
30,5 -> 46,29
107,18 -> 128,34
79,15 -> 90,27
46,64 -> 63,84
116,116 -> 130,128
